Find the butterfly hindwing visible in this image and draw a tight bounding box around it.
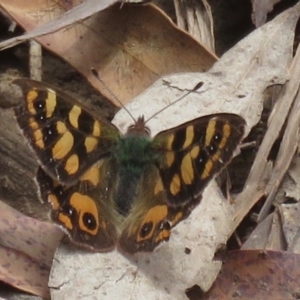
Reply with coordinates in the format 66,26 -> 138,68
152,114 -> 245,207
37,159 -> 118,251
117,166 -> 201,254
118,166 -> 171,253
14,79 -> 120,185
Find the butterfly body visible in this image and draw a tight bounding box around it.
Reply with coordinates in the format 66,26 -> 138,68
14,78 -> 245,254
113,135 -> 153,215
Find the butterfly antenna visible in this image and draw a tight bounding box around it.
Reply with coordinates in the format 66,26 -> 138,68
145,81 -> 204,124
91,68 -> 136,123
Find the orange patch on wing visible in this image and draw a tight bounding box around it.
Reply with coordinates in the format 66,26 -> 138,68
182,125 -> 194,149
27,90 -> 38,114
29,117 -> 38,130
190,145 -> 200,159
93,120 -> 101,137
219,123 -> 231,149
201,159 -> 213,179
48,194 -> 59,210
65,154 -> 79,175
165,151 -> 175,167
69,105 -> 81,129
34,129 -> 44,148
45,90 -> 57,118
80,163 -> 101,186
205,119 -> 216,146
56,121 -> 67,134
155,228 -> 170,243
52,130 -> 74,159
85,136 -> 98,153
69,192 -> 99,235
171,211 -> 183,226
181,153 -> 194,185
170,173 -> 181,195
58,213 -> 73,230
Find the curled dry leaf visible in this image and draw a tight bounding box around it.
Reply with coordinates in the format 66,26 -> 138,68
0,201 -> 63,299
251,0 -> 282,27
48,3 -> 300,299
202,250 -> 300,300
0,1 -> 216,106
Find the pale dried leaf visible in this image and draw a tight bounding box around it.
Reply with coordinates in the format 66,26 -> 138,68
0,0 -> 117,49
279,203 -> 300,253
0,201 -> 63,298
50,182 -> 230,299
284,155 -> 300,200
252,0 -> 282,27
48,4 -> 300,299
174,0 -> 215,52
242,213 -> 274,250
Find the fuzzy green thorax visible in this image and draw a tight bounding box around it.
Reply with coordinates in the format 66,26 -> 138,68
112,124 -> 158,215
115,135 -> 154,174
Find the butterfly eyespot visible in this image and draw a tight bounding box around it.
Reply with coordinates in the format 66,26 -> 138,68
82,212 -> 97,230
140,222 -> 153,238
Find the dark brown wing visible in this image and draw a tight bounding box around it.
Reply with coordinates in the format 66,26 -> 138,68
117,165 -> 201,254
14,79 -> 120,185
152,113 -> 245,207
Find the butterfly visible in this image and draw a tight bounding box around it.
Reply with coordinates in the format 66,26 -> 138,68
14,78 -> 245,254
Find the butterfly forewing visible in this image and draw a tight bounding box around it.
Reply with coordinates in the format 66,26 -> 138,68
153,114 -> 245,207
14,79 -> 120,185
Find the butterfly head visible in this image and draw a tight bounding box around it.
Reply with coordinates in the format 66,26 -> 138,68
126,116 -> 151,137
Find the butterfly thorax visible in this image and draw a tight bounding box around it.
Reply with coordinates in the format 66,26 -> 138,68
112,117 -> 157,216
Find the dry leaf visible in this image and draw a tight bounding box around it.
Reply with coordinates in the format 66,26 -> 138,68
202,250 -> 300,299
278,155 -> 300,202
0,201 -> 63,298
279,203 -> 300,253
174,0 -> 215,52
0,1 -> 216,106
242,209 -> 286,251
50,181 -> 230,299
251,0 -> 282,27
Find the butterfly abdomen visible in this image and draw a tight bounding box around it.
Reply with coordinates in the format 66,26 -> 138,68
113,135 -> 156,215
